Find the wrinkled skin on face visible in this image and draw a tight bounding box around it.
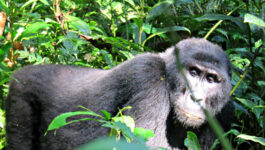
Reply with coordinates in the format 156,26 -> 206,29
176,64 -> 230,127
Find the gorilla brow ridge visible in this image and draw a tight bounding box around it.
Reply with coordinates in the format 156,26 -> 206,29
192,52 -> 220,65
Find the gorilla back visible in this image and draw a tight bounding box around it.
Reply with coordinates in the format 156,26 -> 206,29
5,38 -> 234,150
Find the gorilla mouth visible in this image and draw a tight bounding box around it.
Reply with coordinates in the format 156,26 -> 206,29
177,106 -> 203,121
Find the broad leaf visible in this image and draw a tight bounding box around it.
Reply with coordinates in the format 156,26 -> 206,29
77,137 -> 149,150
112,116 -> 135,132
103,121 -> 135,142
254,39 -> 263,49
235,97 -> 255,109
39,0 -> 50,6
21,22 -> 51,37
186,131 -> 202,150
0,43 -> 11,61
46,110 -> 103,132
196,14 -> 245,30
134,127 -> 154,141
237,134 -> 265,146
142,26 -> 190,46
196,13 -> 236,21
244,13 -> 265,27
0,0 -> 9,13
66,15 -> 91,35
146,0 -> 174,22
21,0 -> 37,9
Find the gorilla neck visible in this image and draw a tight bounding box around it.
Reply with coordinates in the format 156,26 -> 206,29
121,81 -> 171,148
166,110 -> 190,148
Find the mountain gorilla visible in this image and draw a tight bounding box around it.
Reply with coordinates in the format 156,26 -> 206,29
5,38 -> 233,150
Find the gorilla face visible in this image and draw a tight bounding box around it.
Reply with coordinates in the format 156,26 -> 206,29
168,38 -> 232,127
174,64 -> 230,127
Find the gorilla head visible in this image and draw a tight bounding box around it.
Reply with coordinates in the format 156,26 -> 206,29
160,38 -> 232,127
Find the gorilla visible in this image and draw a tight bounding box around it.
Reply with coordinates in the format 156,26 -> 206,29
5,38 -> 234,150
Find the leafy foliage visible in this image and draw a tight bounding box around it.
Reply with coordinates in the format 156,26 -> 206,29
46,106 -> 154,149
184,131 -> 202,150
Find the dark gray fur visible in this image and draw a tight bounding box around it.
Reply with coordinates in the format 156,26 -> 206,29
5,38 -> 234,150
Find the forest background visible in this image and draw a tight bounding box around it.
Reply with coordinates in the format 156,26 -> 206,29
0,0 -> 264,149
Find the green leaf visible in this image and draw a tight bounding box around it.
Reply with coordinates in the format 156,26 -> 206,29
76,137 -> 149,150
99,50 -> 113,68
134,128 -> 154,141
146,0 -> 174,22
133,18 -> 143,29
124,0 -> 135,7
119,51 -> 134,59
0,49 -> 5,62
231,56 -> 250,69
78,105 -> 92,111
0,0 -> 9,13
21,0 -> 37,9
14,27 -> 25,41
196,13 -> 236,21
156,26 -> 191,34
196,14 -> 245,30
215,28 -> 228,39
46,110 -> 103,132
39,0 -> 50,6
21,22 -> 51,37
244,13 -> 265,27
101,110 -> 111,120
142,26 -> 190,46
254,39 -> 263,49
103,121 -> 135,142
66,15 -> 91,35
0,109 -> 5,128
184,138 -> 189,147
0,43 -> 11,61
112,116 -> 135,132
210,129 -> 240,150
257,81 -> 265,86
186,131 -> 202,150
235,97 -> 255,109
17,50 -> 29,59
237,134 -> 265,146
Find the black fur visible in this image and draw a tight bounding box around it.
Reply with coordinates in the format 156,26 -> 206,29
5,38 -> 233,150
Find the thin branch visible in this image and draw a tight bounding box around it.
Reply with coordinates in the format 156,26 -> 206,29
204,4 -> 245,40
230,45 -> 262,96
192,0 -> 203,14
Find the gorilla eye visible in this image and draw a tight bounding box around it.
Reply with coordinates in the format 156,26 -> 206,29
206,74 -> 218,83
189,67 -> 201,77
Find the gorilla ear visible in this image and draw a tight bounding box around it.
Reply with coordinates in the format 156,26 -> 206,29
159,46 -> 175,63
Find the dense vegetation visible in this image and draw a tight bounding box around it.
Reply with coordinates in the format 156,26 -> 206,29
0,0 -> 264,149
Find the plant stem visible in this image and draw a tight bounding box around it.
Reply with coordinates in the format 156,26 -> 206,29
204,4 -> 245,39
230,46 -> 262,96
192,0 -> 203,14
123,0 -> 129,40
